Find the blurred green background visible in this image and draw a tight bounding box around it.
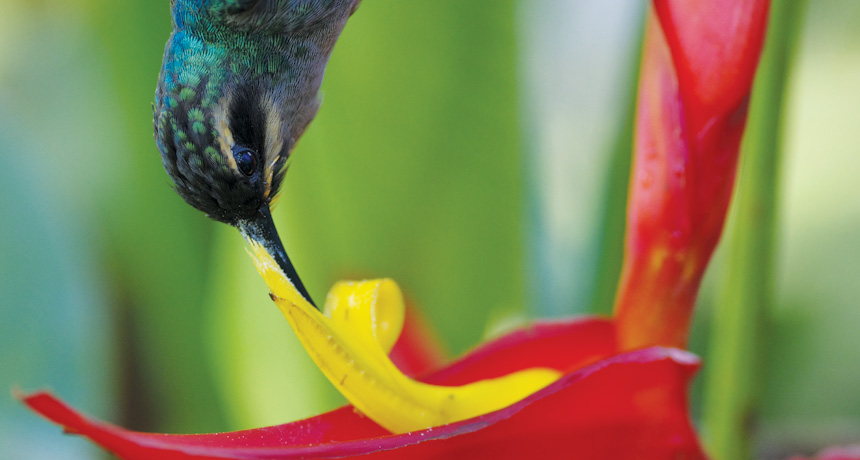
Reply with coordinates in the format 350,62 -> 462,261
0,1 -> 857,459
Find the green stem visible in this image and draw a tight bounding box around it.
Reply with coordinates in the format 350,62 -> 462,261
702,1 -> 807,459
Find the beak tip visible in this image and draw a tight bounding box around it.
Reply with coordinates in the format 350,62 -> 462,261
237,207 -> 317,309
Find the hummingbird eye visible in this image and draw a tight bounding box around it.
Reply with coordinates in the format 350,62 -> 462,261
232,146 -> 257,176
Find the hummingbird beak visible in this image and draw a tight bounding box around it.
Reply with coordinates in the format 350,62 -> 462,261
238,205 -> 317,309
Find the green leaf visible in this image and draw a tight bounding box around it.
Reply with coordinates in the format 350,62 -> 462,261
702,1 -> 808,458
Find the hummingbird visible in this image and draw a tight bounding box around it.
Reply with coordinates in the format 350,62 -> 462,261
153,0 -> 361,308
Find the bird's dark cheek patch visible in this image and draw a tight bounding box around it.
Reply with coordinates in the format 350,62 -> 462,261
228,82 -> 267,155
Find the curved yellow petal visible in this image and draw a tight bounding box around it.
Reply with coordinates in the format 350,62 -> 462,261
325,279 -> 404,355
247,242 -> 561,433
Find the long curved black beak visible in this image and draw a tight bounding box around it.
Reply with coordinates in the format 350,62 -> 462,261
239,205 -> 317,309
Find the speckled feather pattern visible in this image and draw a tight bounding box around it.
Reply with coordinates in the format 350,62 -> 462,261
154,0 -> 359,223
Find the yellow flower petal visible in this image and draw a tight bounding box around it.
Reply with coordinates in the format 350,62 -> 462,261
247,241 -> 561,433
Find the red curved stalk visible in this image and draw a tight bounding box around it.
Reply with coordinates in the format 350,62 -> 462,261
614,0 -> 770,350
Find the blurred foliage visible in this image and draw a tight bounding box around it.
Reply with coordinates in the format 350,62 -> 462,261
518,2 -> 645,317
691,0 -> 860,456
277,0 -> 524,356
0,1 -> 858,459
703,1 -> 808,458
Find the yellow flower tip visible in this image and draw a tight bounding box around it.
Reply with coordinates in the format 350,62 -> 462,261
325,279 -> 405,354
246,240 -> 562,434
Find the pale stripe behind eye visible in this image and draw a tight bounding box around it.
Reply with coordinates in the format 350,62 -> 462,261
212,92 -> 238,172
262,96 -> 285,200
213,91 -> 284,201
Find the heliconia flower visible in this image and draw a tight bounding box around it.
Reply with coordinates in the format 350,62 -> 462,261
23,332 -> 705,458
21,0 -> 771,458
27,247 -> 707,458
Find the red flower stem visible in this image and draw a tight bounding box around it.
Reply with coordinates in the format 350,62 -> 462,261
613,8 -> 719,350
702,1 -> 807,459
613,0 -> 770,350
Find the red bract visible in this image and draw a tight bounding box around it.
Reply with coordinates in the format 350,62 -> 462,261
23,319 -> 705,459
614,0 -> 770,350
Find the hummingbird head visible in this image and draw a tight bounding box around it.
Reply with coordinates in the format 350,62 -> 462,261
154,32 -> 324,306
154,77 -> 298,227
153,0 -> 361,307
155,73 -> 318,303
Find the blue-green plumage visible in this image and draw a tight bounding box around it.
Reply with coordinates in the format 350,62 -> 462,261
154,0 -> 360,305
